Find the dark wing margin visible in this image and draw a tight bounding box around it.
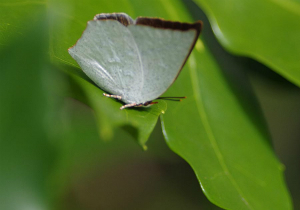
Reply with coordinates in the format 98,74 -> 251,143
135,17 -> 202,39
92,14 -> 203,39
93,13 -> 134,26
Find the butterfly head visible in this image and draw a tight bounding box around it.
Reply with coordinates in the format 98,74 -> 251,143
139,101 -> 158,108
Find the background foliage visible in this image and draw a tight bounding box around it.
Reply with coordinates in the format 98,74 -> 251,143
1,0 -> 300,209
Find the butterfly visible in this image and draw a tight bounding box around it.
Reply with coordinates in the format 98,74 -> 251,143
69,13 -> 202,109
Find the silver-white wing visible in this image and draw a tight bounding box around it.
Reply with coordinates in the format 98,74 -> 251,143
128,25 -> 197,103
69,13 -> 202,104
68,18 -> 144,104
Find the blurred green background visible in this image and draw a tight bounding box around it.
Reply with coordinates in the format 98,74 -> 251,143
1,0 -> 300,209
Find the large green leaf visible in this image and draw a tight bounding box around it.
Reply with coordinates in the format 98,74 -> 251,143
160,6 -> 292,210
161,44 -> 292,209
193,0 -> 300,87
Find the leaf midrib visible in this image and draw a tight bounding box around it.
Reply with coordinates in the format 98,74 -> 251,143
188,51 -> 253,209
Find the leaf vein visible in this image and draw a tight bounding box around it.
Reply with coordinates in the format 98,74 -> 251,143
188,50 -> 253,209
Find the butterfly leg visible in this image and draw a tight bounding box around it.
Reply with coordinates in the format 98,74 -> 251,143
103,93 -> 122,100
120,103 -> 137,110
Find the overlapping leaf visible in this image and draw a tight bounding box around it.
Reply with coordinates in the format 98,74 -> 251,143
194,0 -> 300,87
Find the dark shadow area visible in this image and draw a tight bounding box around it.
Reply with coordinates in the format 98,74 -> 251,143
121,124 -> 139,141
62,119 -> 222,210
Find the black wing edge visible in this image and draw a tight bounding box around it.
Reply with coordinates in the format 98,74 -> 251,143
93,13 -> 134,26
93,13 -> 203,39
136,17 -> 202,38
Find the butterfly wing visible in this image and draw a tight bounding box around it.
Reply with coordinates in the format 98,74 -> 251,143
68,14 -> 144,104
69,14 -> 202,105
127,18 -> 202,103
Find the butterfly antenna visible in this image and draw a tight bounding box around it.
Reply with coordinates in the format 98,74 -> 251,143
157,96 -> 187,102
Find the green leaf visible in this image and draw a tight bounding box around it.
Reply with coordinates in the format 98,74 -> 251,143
161,20 -> 292,210
193,0 -> 300,87
0,12 -> 55,210
68,73 -> 166,147
0,0 -> 46,48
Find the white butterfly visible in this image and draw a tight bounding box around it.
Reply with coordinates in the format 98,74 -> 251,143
69,13 -> 202,109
